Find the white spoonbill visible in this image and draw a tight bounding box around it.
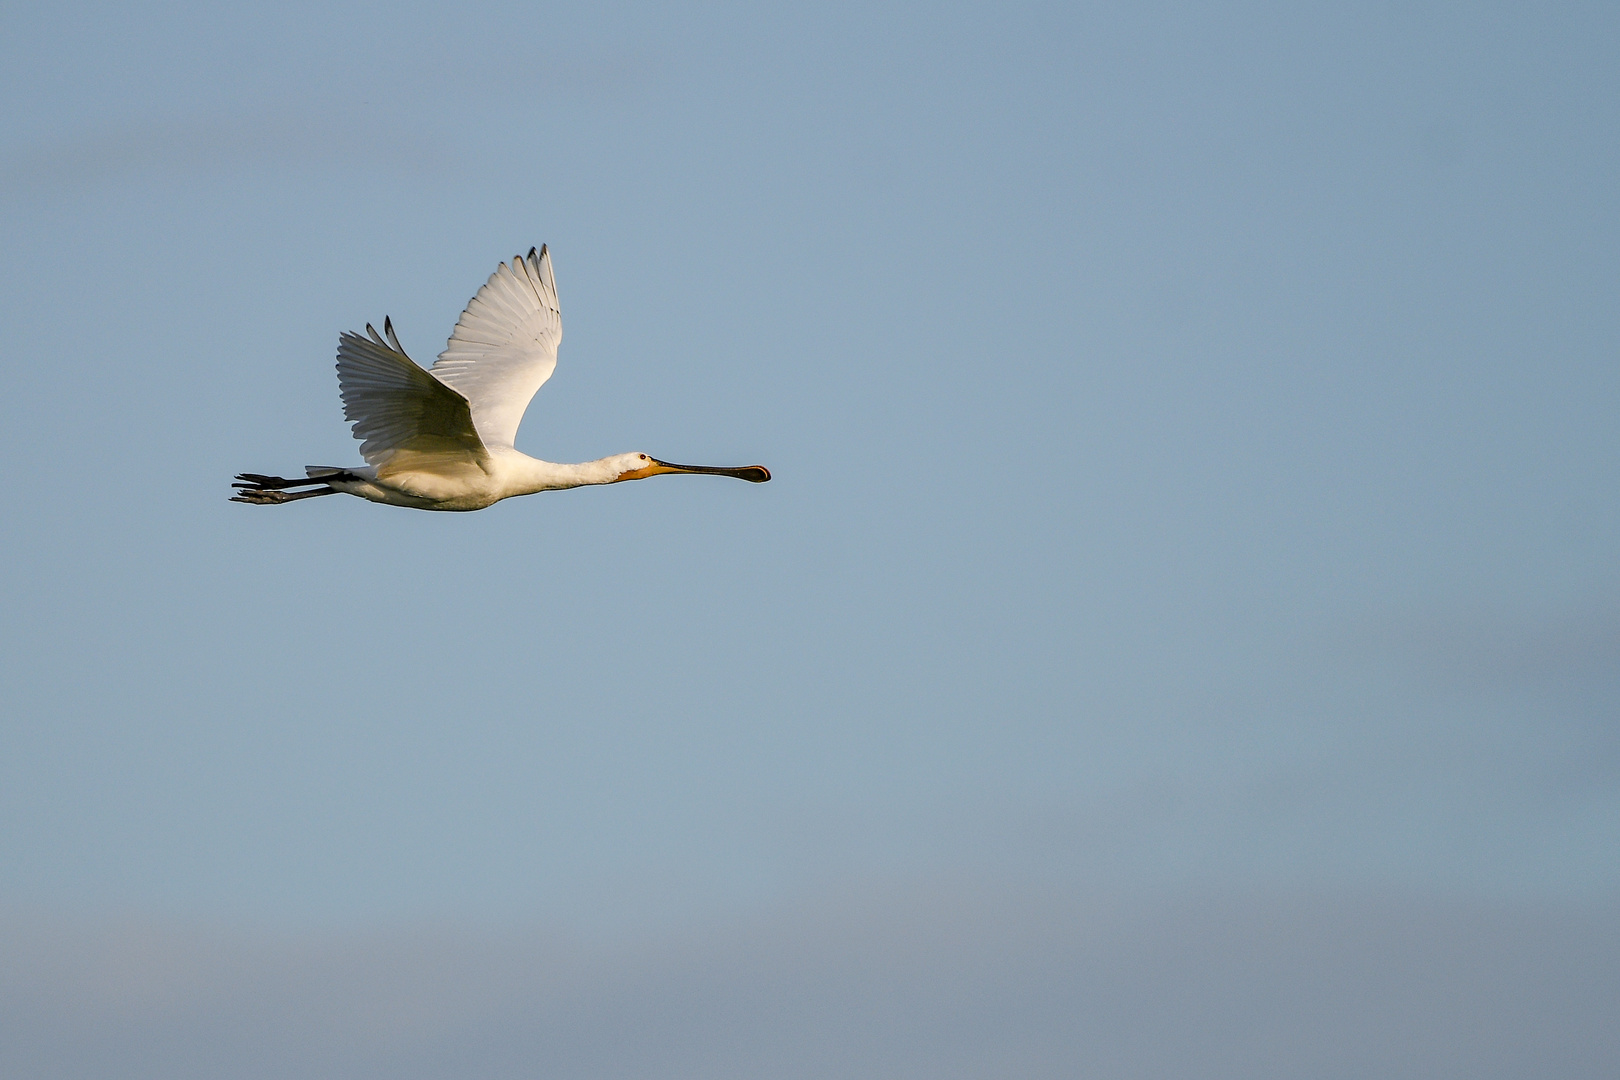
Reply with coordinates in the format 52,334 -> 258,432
232,245 -> 770,511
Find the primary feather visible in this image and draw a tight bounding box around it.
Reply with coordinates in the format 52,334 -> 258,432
335,323 -> 485,467
430,245 -> 562,450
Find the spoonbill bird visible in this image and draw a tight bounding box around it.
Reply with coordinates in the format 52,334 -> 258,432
232,246 -> 770,511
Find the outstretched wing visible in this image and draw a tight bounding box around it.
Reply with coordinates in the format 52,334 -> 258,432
336,321 -> 486,467
429,245 -> 561,450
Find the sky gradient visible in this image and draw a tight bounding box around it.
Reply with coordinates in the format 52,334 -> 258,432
1,1 -> 1617,1075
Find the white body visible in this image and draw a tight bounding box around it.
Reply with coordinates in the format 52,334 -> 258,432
327,449 -> 652,512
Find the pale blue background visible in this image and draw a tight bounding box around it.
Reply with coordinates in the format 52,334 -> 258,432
1,2 -> 1617,1076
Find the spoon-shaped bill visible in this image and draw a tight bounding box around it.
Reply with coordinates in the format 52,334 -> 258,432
649,458 -> 771,483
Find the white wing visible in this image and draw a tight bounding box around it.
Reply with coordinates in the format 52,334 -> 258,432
336,321 -> 486,467
429,245 -> 562,450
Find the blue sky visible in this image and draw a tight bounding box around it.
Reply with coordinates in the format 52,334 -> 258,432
1,1 -> 1617,1074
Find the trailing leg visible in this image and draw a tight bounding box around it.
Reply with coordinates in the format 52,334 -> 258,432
230,485 -> 340,504
234,470 -> 357,490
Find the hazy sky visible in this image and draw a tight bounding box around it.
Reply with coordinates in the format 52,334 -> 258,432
2,1 -> 1617,1075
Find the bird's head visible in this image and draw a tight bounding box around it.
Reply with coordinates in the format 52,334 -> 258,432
611,452 -> 771,484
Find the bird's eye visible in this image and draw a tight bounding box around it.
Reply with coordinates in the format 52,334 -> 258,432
639,454 -> 647,460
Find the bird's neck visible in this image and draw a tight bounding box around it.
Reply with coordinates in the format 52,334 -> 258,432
500,450 -> 627,495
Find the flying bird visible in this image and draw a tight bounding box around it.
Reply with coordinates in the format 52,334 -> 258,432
232,246 -> 770,511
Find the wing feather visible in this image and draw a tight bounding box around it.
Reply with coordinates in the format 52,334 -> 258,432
430,246 -> 561,449
336,325 -> 486,467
